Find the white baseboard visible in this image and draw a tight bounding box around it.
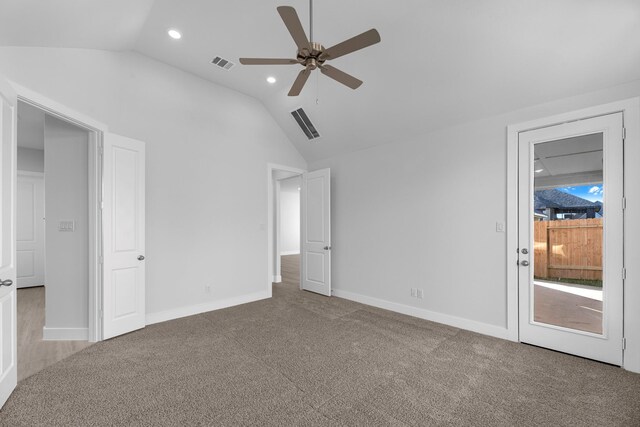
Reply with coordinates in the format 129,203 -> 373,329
280,251 -> 300,256
332,289 -> 511,341
42,327 -> 89,341
146,290 -> 270,326
273,275 -> 282,283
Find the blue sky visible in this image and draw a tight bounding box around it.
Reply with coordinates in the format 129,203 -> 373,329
557,184 -> 603,203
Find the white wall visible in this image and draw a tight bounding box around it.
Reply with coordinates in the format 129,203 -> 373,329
310,79 -> 640,338
44,115 -> 89,330
17,147 -> 43,173
0,47 -> 307,320
279,176 -> 300,255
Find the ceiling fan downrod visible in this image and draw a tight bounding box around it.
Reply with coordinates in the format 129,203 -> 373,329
309,0 -> 313,43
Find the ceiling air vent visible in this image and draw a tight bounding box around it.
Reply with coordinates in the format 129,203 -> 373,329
291,108 -> 320,140
211,56 -> 235,71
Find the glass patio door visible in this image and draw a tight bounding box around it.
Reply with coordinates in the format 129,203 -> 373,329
518,113 -> 624,365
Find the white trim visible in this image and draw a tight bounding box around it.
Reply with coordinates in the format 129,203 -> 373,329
334,289 -> 511,340
146,290 -> 270,325
507,97 -> 640,372
42,327 -> 88,341
273,275 -> 282,283
267,163 -> 305,298
274,179 -> 281,283
10,82 -> 108,132
12,82 -> 107,343
16,170 -> 44,178
280,251 -> 300,256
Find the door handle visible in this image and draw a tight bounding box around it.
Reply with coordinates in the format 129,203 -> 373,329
137,255 -> 145,261
324,246 -> 331,250
0,279 -> 13,287
520,260 -> 530,267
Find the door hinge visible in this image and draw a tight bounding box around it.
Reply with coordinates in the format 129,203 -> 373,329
623,337 -> 627,350
622,197 -> 626,210
622,268 -> 627,280
99,146 -> 104,156
622,127 -> 626,141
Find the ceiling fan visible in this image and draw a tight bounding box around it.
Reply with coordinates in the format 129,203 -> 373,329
239,0 -> 381,96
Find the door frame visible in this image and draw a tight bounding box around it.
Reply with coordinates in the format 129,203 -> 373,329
507,97 -> 640,372
11,82 -> 108,342
267,163 -> 306,296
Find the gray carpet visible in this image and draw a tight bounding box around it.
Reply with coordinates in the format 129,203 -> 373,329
1,256 -> 639,426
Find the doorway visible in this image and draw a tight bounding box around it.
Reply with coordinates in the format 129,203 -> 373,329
270,167 -> 304,294
276,174 -> 302,292
517,113 -> 624,365
1,81 -> 146,405
267,164 -> 332,298
15,100 -> 94,380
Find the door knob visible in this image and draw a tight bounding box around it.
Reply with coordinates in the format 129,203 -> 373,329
137,255 -> 145,261
324,246 -> 331,250
521,249 -> 529,255
0,279 -> 13,287
520,260 -> 530,267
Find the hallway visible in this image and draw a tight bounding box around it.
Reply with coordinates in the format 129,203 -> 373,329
17,287 -> 92,381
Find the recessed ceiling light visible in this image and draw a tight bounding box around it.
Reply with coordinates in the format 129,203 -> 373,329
535,169 -> 544,173
266,76 -> 277,84
168,29 -> 182,40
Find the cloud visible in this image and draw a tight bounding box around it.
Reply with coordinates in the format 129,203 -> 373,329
588,186 -> 603,195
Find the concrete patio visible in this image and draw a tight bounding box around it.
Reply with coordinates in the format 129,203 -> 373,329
534,280 -> 603,335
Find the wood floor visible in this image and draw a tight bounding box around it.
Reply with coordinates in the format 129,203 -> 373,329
278,253 -> 300,287
17,286 -> 92,381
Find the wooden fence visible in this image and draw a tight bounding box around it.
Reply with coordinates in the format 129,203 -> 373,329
534,218 -> 602,281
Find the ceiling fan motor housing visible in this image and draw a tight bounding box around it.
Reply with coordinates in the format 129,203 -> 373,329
239,5 -> 380,95
297,42 -> 326,69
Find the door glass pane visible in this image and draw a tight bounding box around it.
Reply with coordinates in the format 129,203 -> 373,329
532,132 -> 603,334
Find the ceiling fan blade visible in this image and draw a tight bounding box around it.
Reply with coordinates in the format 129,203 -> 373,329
288,66 -> 312,96
320,29 -> 381,61
239,58 -> 299,65
319,65 -> 363,90
277,6 -> 311,53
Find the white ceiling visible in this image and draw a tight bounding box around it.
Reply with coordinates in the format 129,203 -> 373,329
280,175 -> 301,192
535,133 -> 602,178
2,0 -> 639,162
0,0 -> 154,51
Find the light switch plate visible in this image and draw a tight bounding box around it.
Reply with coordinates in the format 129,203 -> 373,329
58,220 -> 75,232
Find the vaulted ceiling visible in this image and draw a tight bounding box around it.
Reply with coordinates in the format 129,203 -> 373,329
1,0 -> 639,162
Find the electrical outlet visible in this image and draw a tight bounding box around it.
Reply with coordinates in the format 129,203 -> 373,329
417,289 -> 424,299
496,221 -> 505,233
410,288 -> 417,298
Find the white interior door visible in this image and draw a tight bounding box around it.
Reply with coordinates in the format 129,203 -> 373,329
103,133 -> 145,340
0,77 -> 17,407
518,113 -> 624,365
16,173 -> 45,288
301,168 -> 331,296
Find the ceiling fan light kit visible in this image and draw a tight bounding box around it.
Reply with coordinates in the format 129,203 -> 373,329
239,0 -> 381,96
